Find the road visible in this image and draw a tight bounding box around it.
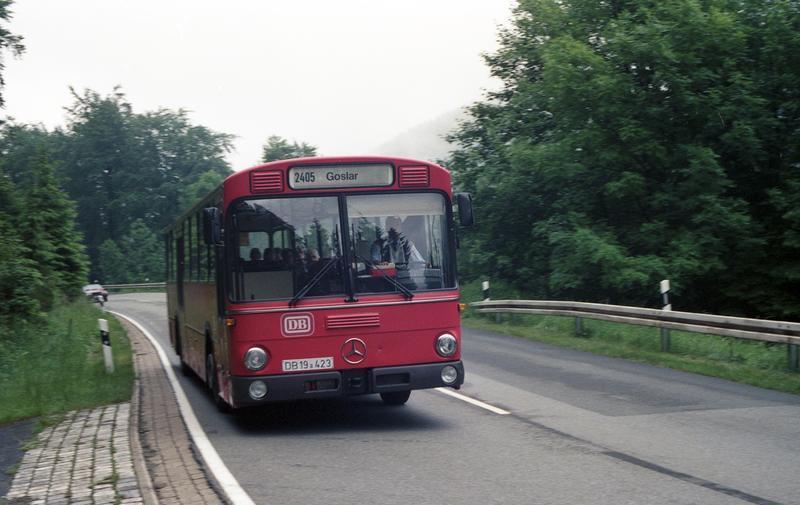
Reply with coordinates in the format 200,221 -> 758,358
109,293 -> 800,505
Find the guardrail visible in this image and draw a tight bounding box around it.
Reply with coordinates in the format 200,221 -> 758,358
471,299 -> 800,371
104,282 -> 167,291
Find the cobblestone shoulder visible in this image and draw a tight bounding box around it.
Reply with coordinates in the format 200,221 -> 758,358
3,315 -> 226,505
5,404 -> 142,505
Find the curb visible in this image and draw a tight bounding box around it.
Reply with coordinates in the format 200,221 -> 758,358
129,372 -> 159,505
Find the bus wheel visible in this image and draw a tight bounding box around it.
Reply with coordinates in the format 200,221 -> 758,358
380,390 -> 411,406
206,352 -> 231,413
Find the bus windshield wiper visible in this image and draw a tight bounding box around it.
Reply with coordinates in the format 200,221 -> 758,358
357,255 -> 414,300
289,257 -> 341,307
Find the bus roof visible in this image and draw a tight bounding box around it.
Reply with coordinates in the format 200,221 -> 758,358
231,155 -> 451,181
223,155 -> 453,203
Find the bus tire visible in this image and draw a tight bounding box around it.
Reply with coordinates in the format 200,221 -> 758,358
206,351 -> 231,413
380,390 -> 411,406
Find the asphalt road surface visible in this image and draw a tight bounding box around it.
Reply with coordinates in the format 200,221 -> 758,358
109,293 -> 800,505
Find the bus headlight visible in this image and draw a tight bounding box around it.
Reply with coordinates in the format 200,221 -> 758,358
249,380 -> 268,400
244,347 -> 268,371
435,333 -> 457,357
441,365 -> 458,385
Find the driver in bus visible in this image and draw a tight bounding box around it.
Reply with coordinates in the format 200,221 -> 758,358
372,216 -> 424,265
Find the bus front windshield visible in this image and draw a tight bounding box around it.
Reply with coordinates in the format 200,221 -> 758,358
229,192 -> 454,302
347,193 -> 454,295
230,196 -> 344,302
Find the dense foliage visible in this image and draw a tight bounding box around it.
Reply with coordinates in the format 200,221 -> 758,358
262,135 -> 318,162
448,0 -> 800,318
56,89 -> 235,281
1,89 -> 235,285
0,135 -> 88,322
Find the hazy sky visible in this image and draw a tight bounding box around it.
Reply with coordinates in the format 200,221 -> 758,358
3,0 -> 514,170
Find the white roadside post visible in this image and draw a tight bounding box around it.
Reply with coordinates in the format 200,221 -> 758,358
482,280 -> 490,301
483,280 -> 500,323
660,280 -> 671,352
99,318 -> 114,373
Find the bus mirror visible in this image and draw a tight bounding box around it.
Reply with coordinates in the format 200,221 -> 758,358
456,193 -> 474,227
203,207 -> 222,244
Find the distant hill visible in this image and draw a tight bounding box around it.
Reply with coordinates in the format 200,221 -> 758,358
374,108 -> 468,163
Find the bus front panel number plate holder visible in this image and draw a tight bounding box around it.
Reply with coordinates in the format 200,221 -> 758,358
282,357 -> 334,372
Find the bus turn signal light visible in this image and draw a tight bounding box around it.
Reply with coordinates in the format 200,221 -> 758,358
459,303 -> 467,313
225,318 -> 236,327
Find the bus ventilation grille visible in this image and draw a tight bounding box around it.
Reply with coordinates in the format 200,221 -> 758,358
326,313 -> 381,329
398,166 -> 430,187
250,170 -> 284,193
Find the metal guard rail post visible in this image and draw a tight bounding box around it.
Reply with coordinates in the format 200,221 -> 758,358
471,300 -> 800,371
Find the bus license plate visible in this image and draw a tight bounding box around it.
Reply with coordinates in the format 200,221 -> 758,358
282,357 -> 334,372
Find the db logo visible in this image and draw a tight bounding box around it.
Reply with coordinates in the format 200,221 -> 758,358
281,313 -> 314,337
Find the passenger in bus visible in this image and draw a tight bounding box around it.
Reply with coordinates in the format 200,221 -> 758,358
244,248 -> 262,272
263,248 -> 281,270
281,248 -> 295,268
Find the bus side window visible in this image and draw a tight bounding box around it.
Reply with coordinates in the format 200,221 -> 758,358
184,220 -> 191,281
196,211 -> 205,282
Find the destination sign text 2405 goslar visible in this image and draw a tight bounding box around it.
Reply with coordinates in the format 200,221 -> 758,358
288,164 -> 394,190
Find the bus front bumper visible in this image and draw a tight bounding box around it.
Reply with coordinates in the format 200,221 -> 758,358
229,360 -> 464,407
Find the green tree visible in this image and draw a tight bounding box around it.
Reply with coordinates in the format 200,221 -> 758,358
131,108 -> 233,230
261,135 -> 317,162
0,172 -> 41,324
120,219 -> 164,283
58,88 -> 135,272
97,239 -> 128,284
15,149 -> 88,308
57,89 -> 233,279
179,169 -> 226,211
448,0 -> 800,317
0,123 -> 58,185
0,0 -> 24,109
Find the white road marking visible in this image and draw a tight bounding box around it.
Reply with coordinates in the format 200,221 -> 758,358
109,311 -> 257,505
435,387 -> 511,415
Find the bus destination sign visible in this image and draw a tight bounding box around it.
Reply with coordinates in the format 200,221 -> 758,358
288,164 -> 394,190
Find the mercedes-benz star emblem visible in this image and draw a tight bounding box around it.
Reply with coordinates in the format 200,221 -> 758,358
341,338 -> 367,364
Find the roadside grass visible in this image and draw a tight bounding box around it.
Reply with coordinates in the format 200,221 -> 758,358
459,280 -> 800,395
0,300 -> 134,425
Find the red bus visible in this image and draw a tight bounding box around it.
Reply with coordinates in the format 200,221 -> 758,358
165,156 -> 473,410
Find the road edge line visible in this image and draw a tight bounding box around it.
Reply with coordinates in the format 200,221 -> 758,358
110,310 -> 256,505
434,387 -> 511,415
